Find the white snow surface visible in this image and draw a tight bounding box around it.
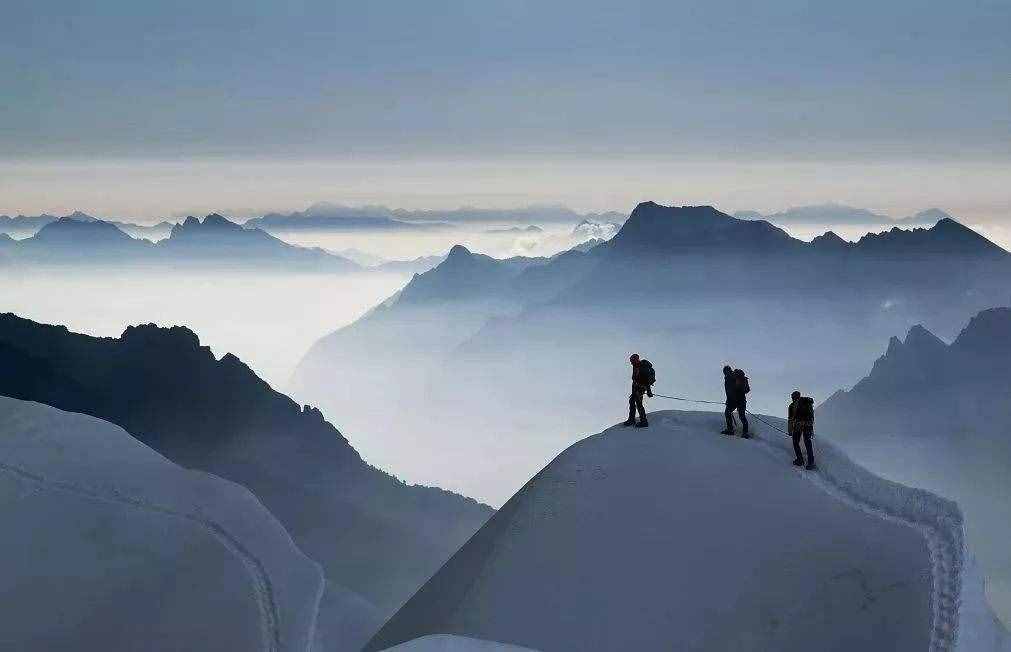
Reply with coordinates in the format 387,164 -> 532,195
369,410 -> 1009,652
384,634 -> 539,651
0,396 -> 324,651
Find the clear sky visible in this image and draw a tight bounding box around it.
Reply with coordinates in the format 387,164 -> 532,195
2,1 -> 1009,223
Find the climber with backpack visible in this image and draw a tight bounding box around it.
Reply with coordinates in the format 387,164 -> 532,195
721,365 -> 751,438
623,353 -> 655,428
788,391 -> 817,470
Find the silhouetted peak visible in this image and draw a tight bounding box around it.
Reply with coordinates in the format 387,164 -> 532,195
903,324 -> 946,353
854,218 -> 1005,256
446,244 -> 473,260
610,202 -> 795,254
35,216 -> 131,241
811,231 -> 850,249
932,217 -> 971,234
953,307 -> 1011,358
170,213 -> 244,238
65,210 -> 98,222
202,213 -> 241,229
120,323 -> 203,353
880,325 -> 945,361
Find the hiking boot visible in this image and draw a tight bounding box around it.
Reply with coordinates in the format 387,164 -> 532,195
792,458 -> 804,467
622,419 -> 636,427
805,461 -> 817,471
741,433 -> 751,439
720,429 -> 734,436
635,419 -> 649,428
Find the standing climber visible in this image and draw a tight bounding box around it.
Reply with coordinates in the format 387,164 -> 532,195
623,354 -> 655,428
788,391 -> 817,470
721,365 -> 751,438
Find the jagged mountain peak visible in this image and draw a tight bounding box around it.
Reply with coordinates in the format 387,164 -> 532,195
120,322 -> 205,352
172,213 -> 243,236
811,231 -> 851,249
853,217 -> 1006,256
903,323 -> 947,352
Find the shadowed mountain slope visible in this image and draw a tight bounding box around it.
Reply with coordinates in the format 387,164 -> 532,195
0,313 -> 492,636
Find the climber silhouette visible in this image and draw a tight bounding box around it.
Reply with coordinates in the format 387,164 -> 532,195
623,354 -> 654,428
721,365 -> 750,438
788,391 -> 817,470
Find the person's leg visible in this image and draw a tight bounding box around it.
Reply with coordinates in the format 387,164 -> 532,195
723,403 -> 736,434
791,432 -> 804,464
635,391 -> 647,424
804,429 -> 816,468
625,393 -> 636,425
737,403 -> 750,437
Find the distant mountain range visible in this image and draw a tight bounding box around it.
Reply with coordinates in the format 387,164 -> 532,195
735,203 -> 952,228
0,210 -> 176,240
244,203 -> 628,234
0,313 -> 492,647
293,201 -> 1011,502
2,213 -> 361,272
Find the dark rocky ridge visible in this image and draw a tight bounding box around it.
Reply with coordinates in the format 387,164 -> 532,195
0,313 -> 492,620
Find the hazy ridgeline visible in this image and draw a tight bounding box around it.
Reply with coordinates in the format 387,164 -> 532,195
293,203 -> 1011,506
0,211 -> 616,389
0,267 -> 409,388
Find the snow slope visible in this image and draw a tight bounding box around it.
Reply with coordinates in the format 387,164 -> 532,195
385,634 -> 539,651
0,396 -> 325,651
368,410 -> 1007,652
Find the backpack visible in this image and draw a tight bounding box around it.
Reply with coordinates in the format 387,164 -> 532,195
796,397 -> 815,420
639,359 -> 656,386
734,369 -> 750,394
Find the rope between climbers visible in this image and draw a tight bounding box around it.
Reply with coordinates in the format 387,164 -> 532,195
649,393 -> 791,436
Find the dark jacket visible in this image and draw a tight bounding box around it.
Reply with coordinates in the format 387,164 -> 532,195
632,363 -> 646,393
724,374 -> 737,405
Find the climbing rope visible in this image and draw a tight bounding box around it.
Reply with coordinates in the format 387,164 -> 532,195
649,392 -> 792,437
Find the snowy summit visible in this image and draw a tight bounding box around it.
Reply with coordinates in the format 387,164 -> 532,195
367,410 -> 1004,652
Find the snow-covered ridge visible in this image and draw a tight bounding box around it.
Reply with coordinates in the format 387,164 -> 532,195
743,414 -> 965,651
0,397 -> 323,651
368,410 -> 992,652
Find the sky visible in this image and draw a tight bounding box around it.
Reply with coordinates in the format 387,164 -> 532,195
2,0 -> 1009,223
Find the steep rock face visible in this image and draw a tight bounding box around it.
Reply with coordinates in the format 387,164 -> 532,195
0,314 -> 492,629
0,396 -> 325,652
367,411 -> 996,652
822,308 -> 1011,419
